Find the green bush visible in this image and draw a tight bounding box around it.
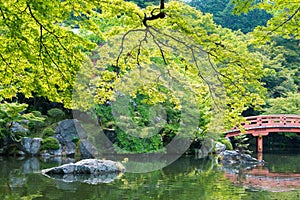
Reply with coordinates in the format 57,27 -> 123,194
220,139 -> 233,150
31,111 -> 43,117
115,129 -> 163,153
42,137 -> 60,150
42,127 -> 55,139
47,108 -> 65,122
0,102 -> 44,140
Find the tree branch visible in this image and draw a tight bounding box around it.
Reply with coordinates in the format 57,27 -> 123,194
143,0 -> 165,27
27,4 -> 70,54
269,6 -> 300,34
116,28 -> 147,68
40,41 -> 70,84
0,7 -> 6,20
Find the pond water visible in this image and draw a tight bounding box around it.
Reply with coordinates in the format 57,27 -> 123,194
1,154 -> 300,200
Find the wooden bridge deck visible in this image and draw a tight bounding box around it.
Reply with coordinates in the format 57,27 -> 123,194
225,114 -> 300,137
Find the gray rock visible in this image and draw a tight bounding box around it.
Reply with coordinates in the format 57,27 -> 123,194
42,159 -> 125,175
65,142 -> 76,157
54,119 -> 97,157
79,140 -> 98,159
40,146 -> 63,157
11,122 -> 28,134
55,119 -> 87,145
19,137 -> 42,156
215,142 -> 226,153
195,138 -> 215,159
219,150 -> 263,168
42,159 -> 125,185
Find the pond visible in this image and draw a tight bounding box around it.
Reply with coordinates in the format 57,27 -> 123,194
1,153 -> 300,200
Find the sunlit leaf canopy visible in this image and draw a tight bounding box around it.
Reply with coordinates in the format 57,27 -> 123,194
231,0 -> 300,40
0,0 -> 141,103
0,0 -> 278,128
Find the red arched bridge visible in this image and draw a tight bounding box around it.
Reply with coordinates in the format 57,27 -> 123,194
225,114 -> 300,153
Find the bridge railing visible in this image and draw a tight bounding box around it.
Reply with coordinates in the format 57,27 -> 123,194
228,115 -> 300,133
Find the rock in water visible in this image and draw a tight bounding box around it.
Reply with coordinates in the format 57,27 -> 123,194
79,140 -> 98,159
18,137 -> 42,156
218,150 -> 264,170
42,159 -> 125,175
42,159 -> 125,184
214,142 -> 226,154
54,119 -> 98,158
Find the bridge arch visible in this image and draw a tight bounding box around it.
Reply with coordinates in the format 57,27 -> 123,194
225,115 -> 300,153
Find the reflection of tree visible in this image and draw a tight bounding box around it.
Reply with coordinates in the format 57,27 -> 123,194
3,156 -> 300,199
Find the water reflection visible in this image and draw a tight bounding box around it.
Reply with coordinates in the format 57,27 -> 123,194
0,155 -> 300,199
225,166 -> 300,192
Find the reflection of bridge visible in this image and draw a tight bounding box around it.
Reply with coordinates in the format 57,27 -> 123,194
225,115 -> 300,153
225,167 -> 300,192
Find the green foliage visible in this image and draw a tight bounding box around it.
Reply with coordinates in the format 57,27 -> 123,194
31,111 -> 42,117
2,0 -> 287,152
127,0 -> 158,8
220,139 -> 233,150
0,0 -> 142,106
72,136 -> 80,144
233,134 -> 252,154
250,37 -> 299,98
232,0 -> 300,40
114,128 -> 163,153
42,127 -> 55,139
189,0 -> 272,33
263,93 -> 300,115
0,102 -> 44,141
42,137 -> 60,150
28,111 -> 46,134
47,108 -> 65,121
94,104 -> 115,126
73,0 -> 267,151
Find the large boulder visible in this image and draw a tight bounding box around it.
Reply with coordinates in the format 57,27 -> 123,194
42,159 -> 125,174
214,142 -> 226,154
18,137 -> 42,156
218,150 -> 264,169
195,138 -> 215,159
55,119 -> 87,144
55,119 -> 98,158
42,159 -> 125,184
79,140 -> 98,159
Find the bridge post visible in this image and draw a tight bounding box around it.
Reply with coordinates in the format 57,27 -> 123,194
257,152 -> 263,161
257,134 -> 263,153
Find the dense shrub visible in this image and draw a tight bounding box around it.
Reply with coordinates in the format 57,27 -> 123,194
42,127 -> 55,139
47,108 -> 65,120
31,111 -> 43,117
115,129 -> 163,153
42,137 -> 60,150
220,139 -> 233,150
